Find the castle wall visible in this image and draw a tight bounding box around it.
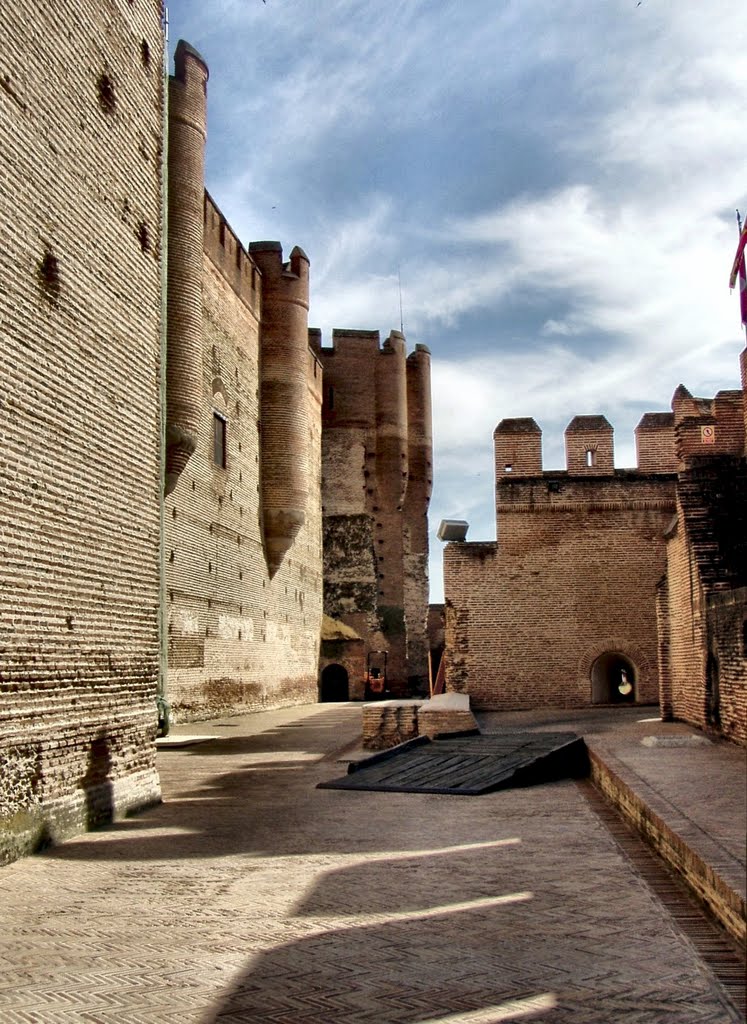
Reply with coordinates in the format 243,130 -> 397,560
658,505 -> 706,729
659,439 -> 747,745
314,330 -> 432,697
165,198 -> 322,721
705,588 -> 747,745
445,477 -> 674,708
0,1 -> 164,862
444,416 -> 676,711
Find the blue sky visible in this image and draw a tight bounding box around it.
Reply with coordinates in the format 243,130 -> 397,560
168,0 -> 747,601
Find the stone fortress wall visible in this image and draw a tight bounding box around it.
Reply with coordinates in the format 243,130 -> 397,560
657,383 -> 747,744
443,373 -> 747,744
0,8 -> 434,863
163,45 -> 324,720
444,413 -> 677,709
0,0 -> 165,863
311,330 -> 433,698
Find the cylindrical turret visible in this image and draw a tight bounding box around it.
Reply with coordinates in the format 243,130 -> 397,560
405,344 -> 433,553
249,241 -> 311,577
165,40 -> 208,494
375,331 -> 409,508
403,343 -> 433,692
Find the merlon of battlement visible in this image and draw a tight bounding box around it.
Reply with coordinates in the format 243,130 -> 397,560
565,414 -> 612,433
173,39 -> 209,83
494,409 -> 684,479
494,417 -> 541,436
637,412 -> 674,430
312,328 -> 413,356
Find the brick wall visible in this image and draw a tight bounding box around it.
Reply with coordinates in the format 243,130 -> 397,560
706,588 -> 747,745
636,413 -> 677,473
0,0 -> 164,862
444,409 -> 677,711
313,330 -> 433,696
660,452 -> 747,744
165,198 -> 322,721
445,480 -> 674,708
659,504 -> 706,729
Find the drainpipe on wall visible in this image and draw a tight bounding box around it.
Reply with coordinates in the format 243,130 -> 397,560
156,5 -> 171,736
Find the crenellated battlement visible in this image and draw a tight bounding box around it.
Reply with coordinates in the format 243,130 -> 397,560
311,327 -> 385,357
494,381 -> 746,487
494,409 -> 680,480
671,386 -> 744,464
311,327 -> 422,359
203,192 -> 260,316
248,241 -> 309,311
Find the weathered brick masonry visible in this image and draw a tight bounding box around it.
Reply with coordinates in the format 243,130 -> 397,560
0,1 -> 164,862
164,196 -> 323,721
658,378 -> 747,744
444,374 -> 747,740
444,415 -> 676,709
312,330 -> 433,698
163,48 -> 322,721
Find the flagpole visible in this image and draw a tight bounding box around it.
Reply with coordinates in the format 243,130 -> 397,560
736,209 -> 747,344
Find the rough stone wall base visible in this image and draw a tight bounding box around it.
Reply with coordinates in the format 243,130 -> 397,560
0,768 -> 161,866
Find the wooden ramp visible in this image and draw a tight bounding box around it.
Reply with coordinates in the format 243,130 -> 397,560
318,732 -> 589,795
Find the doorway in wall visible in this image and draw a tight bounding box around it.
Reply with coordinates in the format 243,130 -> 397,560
590,653 -> 636,704
320,664 -> 349,702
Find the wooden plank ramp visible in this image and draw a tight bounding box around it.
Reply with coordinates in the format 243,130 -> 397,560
318,732 -> 589,795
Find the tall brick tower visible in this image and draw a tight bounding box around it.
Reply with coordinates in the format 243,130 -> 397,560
249,241 -> 312,577
165,41 -> 208,494
312,329 -> 433,697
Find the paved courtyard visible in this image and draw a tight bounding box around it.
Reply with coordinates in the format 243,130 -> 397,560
0,703 -> 742,1023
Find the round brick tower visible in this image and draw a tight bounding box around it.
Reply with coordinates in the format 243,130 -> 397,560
249,241 -> 311,577
374,331 -> 409,690
165,40 -> 208,495
403,343 -> 433,691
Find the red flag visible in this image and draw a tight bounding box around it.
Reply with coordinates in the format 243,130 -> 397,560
740,250 -> 747,327
728,223 -> 747,289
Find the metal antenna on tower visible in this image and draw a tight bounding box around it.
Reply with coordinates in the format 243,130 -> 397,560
398,264 -> 404,336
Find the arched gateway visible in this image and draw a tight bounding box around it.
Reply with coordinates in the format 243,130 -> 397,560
320,664 -> 349,702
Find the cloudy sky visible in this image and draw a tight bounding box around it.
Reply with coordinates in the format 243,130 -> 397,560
169,0 -> 746,601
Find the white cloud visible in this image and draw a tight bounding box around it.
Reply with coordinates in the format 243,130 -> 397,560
170,0 -> 747,606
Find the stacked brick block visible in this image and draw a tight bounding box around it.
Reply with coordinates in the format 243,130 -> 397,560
445,414 -> 676,710
312,330 -> 433,697
0,1 -> 164,861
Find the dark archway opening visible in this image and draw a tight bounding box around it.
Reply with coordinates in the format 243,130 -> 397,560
320,664 -> 349,702
591,653 -> 636,704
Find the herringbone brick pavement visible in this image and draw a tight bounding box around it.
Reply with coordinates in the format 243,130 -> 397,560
0,704 -> 740,1023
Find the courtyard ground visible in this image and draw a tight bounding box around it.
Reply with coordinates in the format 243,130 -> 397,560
0,703 -> 744,1023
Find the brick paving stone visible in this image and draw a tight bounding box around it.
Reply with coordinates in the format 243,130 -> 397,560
0,704 -> 741,1023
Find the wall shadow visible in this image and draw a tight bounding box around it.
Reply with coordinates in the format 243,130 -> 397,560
199,844 -> 557,1024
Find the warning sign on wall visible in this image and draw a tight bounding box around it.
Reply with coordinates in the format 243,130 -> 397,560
700,425 -> 716,444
